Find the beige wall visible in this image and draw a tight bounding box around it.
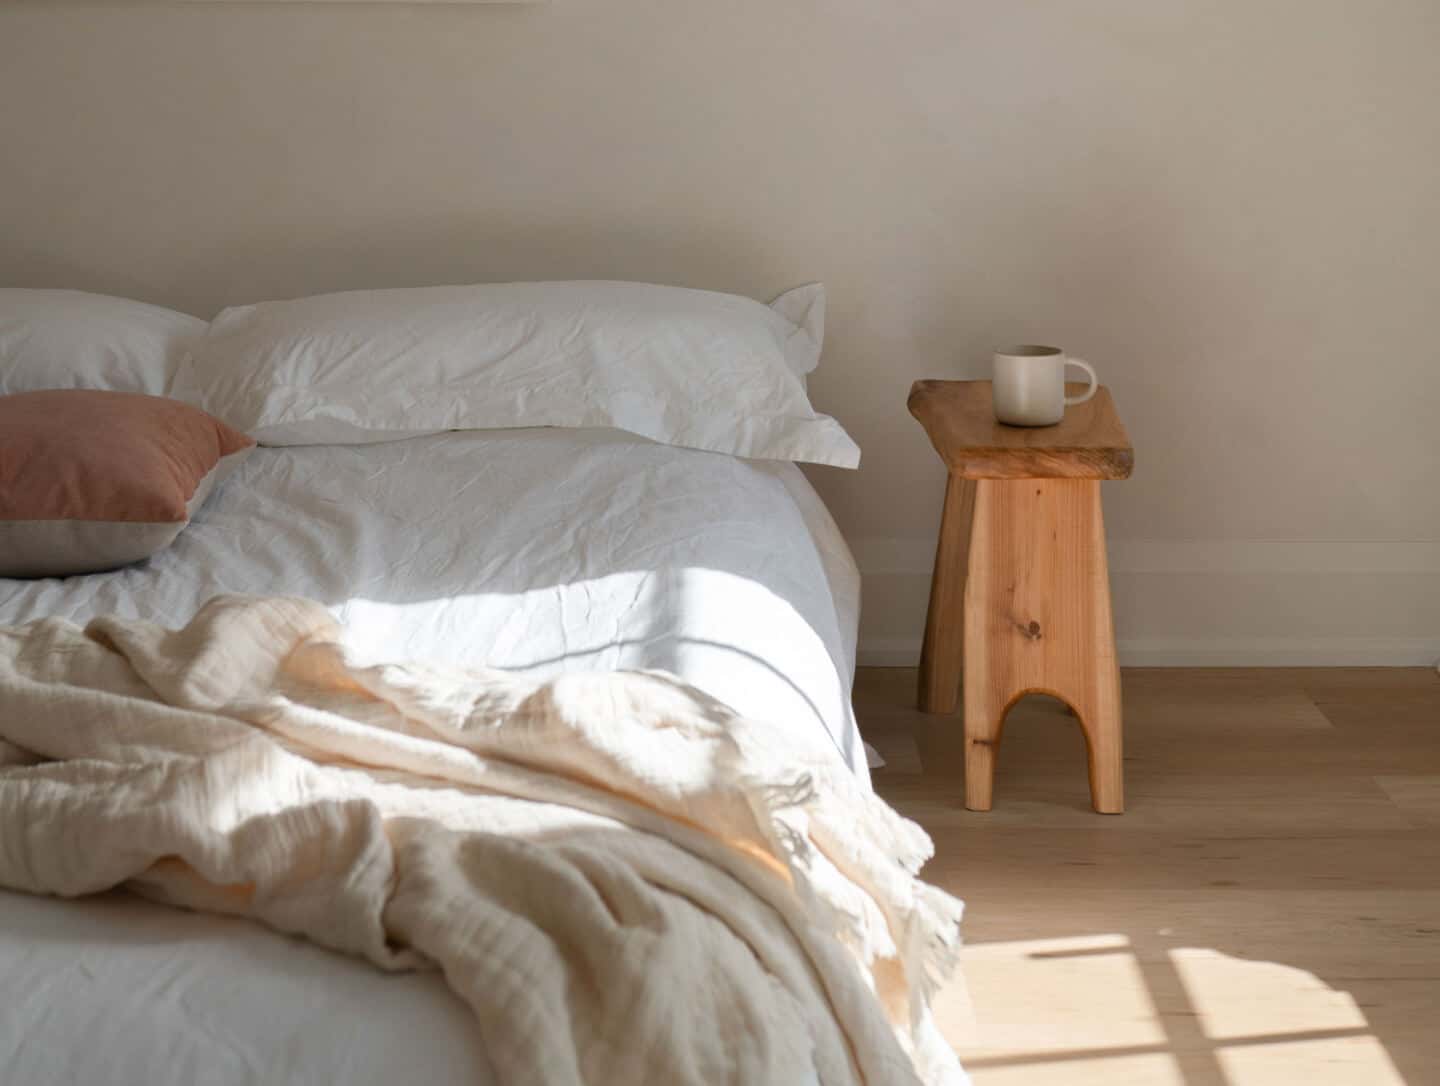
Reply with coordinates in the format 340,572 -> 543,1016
3,1 -> 1437,663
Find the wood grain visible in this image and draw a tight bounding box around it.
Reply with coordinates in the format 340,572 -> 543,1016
963,478 -> 1123,813
859,665 -> 1440,1086
908,380 -> 1134,480
918,474 -> 976,714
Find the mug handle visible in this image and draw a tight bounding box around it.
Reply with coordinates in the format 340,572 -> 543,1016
1064,358 -> 1099,406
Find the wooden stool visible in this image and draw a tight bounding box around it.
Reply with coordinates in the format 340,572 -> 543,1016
908,379 -> 1134,813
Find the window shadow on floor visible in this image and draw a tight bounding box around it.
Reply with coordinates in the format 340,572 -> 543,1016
861,665 -> 1440,1086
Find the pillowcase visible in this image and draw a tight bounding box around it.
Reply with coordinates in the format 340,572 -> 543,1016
170,281 -> 859,467
0,390 -> 254,578
0,289 -> 206,397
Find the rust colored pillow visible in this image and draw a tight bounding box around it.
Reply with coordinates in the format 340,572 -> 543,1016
0,390 -> 254,578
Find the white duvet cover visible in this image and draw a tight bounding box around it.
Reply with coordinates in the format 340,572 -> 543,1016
0,425 -> 863,772
0,426 -> 868,1086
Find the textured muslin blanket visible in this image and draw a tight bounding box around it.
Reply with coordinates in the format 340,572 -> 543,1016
0,595 -> 965,1086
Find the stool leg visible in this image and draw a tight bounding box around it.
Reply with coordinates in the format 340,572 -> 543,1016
961,479 -> 1004,811
1072,481 -> 1123,813
1074,666 -> 1124,814
961,657 -> 1008,812
962,478 -> 1124,813
917,474 -> 976,714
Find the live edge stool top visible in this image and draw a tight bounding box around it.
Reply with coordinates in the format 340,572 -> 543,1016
908,379 -> 1133,480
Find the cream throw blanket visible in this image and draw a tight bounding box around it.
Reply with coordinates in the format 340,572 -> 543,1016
0,595 -> 965,1086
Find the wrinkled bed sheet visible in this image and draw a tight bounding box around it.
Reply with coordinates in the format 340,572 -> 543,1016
0,427 -> 870,1086
0,426 -> 864,773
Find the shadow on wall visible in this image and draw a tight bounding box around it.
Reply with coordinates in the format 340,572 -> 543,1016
0,220 -> 791,320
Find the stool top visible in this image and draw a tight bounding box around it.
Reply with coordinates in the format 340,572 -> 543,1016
909,379 -> 1134,480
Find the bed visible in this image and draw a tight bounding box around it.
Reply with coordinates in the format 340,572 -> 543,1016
0,282 -> 962,1086
0,426 -> 866,1085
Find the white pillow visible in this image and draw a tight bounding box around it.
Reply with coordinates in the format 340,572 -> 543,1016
0,289 -> 206,397
171,281 -> 859,467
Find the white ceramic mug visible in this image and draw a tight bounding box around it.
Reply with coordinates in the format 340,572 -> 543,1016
992,346 -> 1098,426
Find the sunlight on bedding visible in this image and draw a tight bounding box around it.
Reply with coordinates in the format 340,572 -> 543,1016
335,566 -> 856,767
0,430 -> 867,777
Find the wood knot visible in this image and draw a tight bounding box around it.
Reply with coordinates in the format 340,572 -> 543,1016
1016,619 -> 1042,640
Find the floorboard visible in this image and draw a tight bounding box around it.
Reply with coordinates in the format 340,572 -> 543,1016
859,666 -> 1440,1086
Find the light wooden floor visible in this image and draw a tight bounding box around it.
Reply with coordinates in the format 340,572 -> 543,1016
858,666 -> 1440,1086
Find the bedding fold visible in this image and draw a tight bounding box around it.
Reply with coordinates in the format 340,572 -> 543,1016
0,595 -> 965,1086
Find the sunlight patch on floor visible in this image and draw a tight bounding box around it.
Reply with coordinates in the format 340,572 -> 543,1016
944,934 -> 1407,1085
970,1051 -> 1186,1086
1168,947 -> 1369,1039
956,934 -> 1164,1053
1215,1036 -> 1404,1085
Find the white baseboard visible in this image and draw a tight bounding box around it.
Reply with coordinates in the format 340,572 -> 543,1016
856,639 -> 931,668
851,537 -> 1440,668
858,637 -> 1440,668
1113,637 -> 1440,667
